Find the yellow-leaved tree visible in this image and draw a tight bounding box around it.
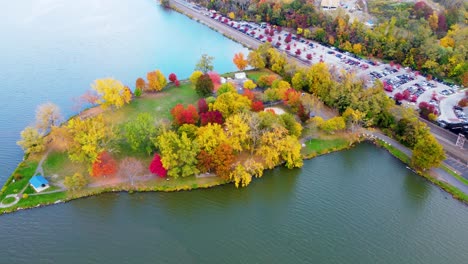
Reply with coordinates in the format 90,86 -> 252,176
146,70 -> 167,92
92,78 -> 131,110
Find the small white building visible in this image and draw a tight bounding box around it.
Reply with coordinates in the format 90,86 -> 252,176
234,72 -> 246,80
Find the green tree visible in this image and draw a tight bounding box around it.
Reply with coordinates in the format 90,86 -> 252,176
17,126 -> 45,155
196,74 -> 214,97
411,135 -> 445,171
195,54 -> 214,73
217,82 -> 236,95
122,113 -> 159,154
158,131 -> 200,178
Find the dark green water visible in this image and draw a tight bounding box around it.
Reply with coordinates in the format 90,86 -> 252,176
1,143 -> 467,263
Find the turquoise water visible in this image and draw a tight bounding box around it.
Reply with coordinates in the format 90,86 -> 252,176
1,1 -> 467,263
0,0 -> 248,179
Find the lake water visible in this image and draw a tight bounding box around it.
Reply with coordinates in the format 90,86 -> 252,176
0,0 -> 248,179
1,1 -> 467,263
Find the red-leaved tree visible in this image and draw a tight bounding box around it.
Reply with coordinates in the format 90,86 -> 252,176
171,104 -> 199,125
297,103 -> 310,122
169,73 -> 178,83
200,111 -> 224,126
251,101 -> 265,112
92,151 -> 117,177
198,98 -> 208,114
149,154 -> 167,178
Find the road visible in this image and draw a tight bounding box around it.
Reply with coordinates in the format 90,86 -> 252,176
170,0 -> 468,180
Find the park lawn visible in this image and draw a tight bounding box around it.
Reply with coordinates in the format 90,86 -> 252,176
0,161 -> 38,200
103,83 -> 199,125
43,151 -> 87,182
246,69 -> 277,83
303,138 -> 349,157
15,191 -> 67,209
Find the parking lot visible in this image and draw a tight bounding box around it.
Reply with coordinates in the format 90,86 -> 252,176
202,8 -> 467,127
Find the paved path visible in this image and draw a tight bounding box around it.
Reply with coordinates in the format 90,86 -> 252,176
367,130 -> 468,195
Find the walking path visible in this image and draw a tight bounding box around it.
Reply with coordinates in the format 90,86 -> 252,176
367,130 -> 468,194
0,151 -> 62,208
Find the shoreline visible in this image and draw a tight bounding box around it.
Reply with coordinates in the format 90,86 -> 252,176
1,3 -> 467,215
1,135 -> 466,216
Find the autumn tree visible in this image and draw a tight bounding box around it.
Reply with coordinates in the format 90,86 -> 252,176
225,114 -> 251,152
196,74 -> 214,97
318,117 -> 346,134
212,91 -> 252,118
171,104 -> 199,126
282,89 -> 301,112
229,164 -> 251,188
73,90 -> 100,113
17,126 -> 45,155
92,78 -> 132,110
35,102 -> 62,133
136,77 -> 146,91
197,123 -> 228,153
197,98 -> 208,114
158,131 -> 200,178
200,111 -> 224,126
197,150 -> 215,173
233,52 -> 248,71
48,125 -> 72,152
91,151 -> 117,177
149,154 -> 167,177
195,54 -> 214,73
119,157 -> 144,186
67,115 -> 113,165
243,79 -> 257,90
64,173 -> 88,191
122,113 -> 159,154
411,134 -> 445,171
146,70 -> 167,92
168,73 -> 178,83
212,143 -> 235,179
189,71 -> 203,85
208,71 -> 221,85
251,101 -> 265,112
248,50 -> 266,69
217,83 -> 237,95
243,89 -> 255,101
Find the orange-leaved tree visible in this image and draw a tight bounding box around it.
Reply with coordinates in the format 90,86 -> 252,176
233,52 -> 248,71
92,151 -> 117,177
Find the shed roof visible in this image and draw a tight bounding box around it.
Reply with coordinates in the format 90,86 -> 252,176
29,175 -> 49,188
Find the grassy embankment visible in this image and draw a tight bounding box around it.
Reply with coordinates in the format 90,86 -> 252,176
374,138 -> 468,204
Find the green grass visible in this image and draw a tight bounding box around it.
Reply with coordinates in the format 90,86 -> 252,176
442,165 -> 468,186
43,151 -> 69,174
376,139 -> 410,164
105,83 -> 199,124
246,69 -> 277,83
303,138 -> 349,156
1,196 -> 16,204
16,191 -> 67,208
0,161 -> 37,200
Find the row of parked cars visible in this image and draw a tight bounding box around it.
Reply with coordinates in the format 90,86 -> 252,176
454,106 -> 467,122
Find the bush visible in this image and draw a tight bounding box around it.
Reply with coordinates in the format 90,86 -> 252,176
134,87 -> 142,97
14,173 -> 22,180
196,74 -> 214,97
22,193 -> 29,199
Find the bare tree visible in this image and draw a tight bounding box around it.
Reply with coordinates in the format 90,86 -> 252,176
119,157 -> 144,186
35,102 -> 62,133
